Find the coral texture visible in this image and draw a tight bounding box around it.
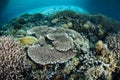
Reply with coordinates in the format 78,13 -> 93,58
27,26 -> 89,53
0,36 -> 26,80
105,32 -> 120,59
18,36 -> 38,46
27,44 -> 76,65
46,33 -> 73,51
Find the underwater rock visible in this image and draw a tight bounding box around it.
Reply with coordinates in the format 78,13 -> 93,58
27,44 -> 76,65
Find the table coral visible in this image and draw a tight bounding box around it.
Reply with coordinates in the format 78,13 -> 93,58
27,44 -> 76,65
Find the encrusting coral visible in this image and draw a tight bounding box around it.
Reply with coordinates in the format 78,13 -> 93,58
0,36 -> 26,80
18,36 -> 38,46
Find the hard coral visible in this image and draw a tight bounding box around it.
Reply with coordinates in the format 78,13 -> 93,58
46,33 -> 73,51
27,26 -> 56,38
27,26 -> 89,53
27,44 -> 76,65
0,36 -> 26,80
105,32 -> 120,59
18,36 -> 38,46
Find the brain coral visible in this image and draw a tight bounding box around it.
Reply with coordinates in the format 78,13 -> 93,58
0,36 -> 26,80
27,44 -> 76,65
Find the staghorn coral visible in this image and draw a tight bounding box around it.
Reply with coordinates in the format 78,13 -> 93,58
105,32 -> 120,59
46,33 -> 73,51
0,36 -> 26,80
27,44 -> 76,65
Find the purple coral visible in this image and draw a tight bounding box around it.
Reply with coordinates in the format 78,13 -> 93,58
0,36 -> 26,80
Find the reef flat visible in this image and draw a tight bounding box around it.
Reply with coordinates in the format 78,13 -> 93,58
0,10 -> 120,80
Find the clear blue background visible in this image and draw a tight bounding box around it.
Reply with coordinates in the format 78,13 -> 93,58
0,0 -> 120,26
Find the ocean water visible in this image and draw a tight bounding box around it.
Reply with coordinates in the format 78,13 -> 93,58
0,0 -> 120,80
0,0 -> 120,26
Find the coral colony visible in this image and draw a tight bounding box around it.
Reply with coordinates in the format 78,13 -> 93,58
0,10 -> 120,80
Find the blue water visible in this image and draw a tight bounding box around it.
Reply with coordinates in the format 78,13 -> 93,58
0,0 -> 120,26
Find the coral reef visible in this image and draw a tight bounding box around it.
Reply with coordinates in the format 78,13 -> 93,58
28,44 -> 76,65
0,10 -> 120,80
27,26 -> 89,65
27,26 -> 56,38
105,32 -> 120,59
0,36 -> 26,80
18,36 -> 38,46
46,33 -> 73,51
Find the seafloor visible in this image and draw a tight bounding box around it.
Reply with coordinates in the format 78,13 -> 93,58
0,10 -> 120,80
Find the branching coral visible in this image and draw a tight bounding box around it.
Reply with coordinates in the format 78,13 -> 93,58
105,32 -> 120,59
0,36 -> 26,80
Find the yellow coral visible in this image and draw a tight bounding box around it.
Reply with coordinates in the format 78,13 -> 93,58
18,36 -> 38,46
51,18 -> 59,24
63,57 -> 79,74
62,23 -> 68,28
62,22 -> 73,29
82,23 -> 89,30
95,40 -> 104,52
98,29 -> 105,36
67,22 -> 73,28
